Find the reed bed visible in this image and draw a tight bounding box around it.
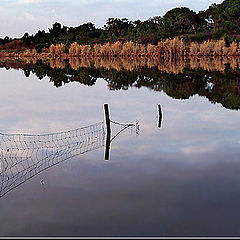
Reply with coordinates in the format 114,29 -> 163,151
189,39 -> 239,56
49,43 -> 67,59
17,37 -> 240,61
48,38 -> 191,58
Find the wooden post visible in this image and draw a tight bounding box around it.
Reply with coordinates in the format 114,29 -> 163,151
104,104 -> 111,135
158,104 -> 162,128
104,104 -> 111,160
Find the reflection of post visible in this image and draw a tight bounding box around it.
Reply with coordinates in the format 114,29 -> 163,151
104,104 -> 111,160
158,104 -> 162,128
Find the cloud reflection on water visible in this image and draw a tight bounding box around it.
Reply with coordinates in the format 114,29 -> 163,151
0,67 -> 240,236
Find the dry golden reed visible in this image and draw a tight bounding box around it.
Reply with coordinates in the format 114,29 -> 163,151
44,38 -> 192,58
189,39 -> 239,56
228,42 -> 239,56
20,37 -> 239,59
49,43 -> 66,58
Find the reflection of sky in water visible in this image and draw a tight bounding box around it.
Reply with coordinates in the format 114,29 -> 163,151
0,68 -> 240,236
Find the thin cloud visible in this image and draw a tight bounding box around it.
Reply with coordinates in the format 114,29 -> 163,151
17,0 -> 48,4
0,0 -> 224,38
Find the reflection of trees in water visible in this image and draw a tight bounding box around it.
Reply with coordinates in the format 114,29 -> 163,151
1,59 -> 240,110
28,60 -> 240,110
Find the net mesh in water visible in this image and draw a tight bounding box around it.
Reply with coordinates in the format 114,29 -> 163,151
0,121 -> 105,198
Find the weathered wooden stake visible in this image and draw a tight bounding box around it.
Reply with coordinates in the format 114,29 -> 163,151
104,104 -> 111,160
158,104 -> 162,128
104,104 -> 111,134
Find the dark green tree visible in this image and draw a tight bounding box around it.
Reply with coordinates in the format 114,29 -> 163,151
99,32 -> 106,44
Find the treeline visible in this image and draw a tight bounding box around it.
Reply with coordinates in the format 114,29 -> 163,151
0,0 -> 240,52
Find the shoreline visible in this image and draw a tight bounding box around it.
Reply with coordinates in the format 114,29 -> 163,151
0,54 -> 239,74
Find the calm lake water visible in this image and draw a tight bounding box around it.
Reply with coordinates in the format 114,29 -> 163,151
0,61 -> 240,237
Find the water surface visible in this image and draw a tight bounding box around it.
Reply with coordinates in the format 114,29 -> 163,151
0,61 -> 240,237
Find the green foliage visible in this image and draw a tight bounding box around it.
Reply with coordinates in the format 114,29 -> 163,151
49,22 -> 62,37
191,33 -> 211,43
77,31 -> 89,44
110,33 -> 117,43
159,7 -> 206,39
21,32 -> 31,45
35,44 -> 44,53
224,35 -> 233,47
64,40 -> 71,54
99,32 -> 106,44
214,29 -> 226,39
212,0 -> 240,33
104,18 -> 131,37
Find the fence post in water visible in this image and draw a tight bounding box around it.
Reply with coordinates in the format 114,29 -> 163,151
104,104 -> 111,160
158,104 -> 162,128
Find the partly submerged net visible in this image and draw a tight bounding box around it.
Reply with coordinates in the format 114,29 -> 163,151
0,121 -> 105,198
0,120 -> 138,198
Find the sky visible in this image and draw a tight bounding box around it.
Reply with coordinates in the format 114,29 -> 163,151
0,0 -> 223,38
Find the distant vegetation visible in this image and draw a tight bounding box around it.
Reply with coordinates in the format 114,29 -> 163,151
0,0 -> 239,53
